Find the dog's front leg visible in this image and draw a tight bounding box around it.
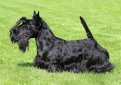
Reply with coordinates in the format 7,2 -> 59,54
47,64 -> 58,72
47,61 -> 62,72
33,55 -> 41,67
33,55 -> 49,69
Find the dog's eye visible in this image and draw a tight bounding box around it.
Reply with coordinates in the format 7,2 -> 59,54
18,22 -> 23,26
16,20 -> 26,26
16,22 -> 23,26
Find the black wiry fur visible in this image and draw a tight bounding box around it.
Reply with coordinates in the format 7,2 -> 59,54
10,11 -> 114,73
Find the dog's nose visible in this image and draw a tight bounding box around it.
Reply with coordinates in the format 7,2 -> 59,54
10,30 -> 12,34
10,29 -> 16,34
10,30 -> 13,36
10,29 -> 16,37
10,29 -> 15,42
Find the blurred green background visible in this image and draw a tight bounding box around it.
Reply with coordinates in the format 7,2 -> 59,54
0,0 -> 121,85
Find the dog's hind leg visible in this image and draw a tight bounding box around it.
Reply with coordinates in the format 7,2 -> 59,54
89,63 -> 114,73
88,54 -> 114,73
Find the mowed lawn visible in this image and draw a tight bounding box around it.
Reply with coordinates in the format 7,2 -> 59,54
0,0 -> 121,85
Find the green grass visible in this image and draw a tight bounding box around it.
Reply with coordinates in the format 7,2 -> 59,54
0,0 -> 121,85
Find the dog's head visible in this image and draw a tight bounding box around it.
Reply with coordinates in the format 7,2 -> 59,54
10,11 -> 41,52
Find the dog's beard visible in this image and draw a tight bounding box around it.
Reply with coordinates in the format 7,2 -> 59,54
17,37 -> 29,53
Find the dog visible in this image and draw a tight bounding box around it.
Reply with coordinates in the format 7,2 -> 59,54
10,11 -> 114,73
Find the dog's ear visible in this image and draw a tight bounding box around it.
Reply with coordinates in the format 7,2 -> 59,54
37,11 -> 39,17
32,11 -> 41,24
33,10 -> 40,19
33,10 -> 36,15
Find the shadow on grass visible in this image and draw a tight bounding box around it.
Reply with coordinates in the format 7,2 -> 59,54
17,62 -> 34,67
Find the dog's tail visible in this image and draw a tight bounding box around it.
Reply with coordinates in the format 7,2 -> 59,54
80,16 -> 94,40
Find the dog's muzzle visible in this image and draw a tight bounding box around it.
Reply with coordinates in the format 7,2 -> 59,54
10,29 -> 17,43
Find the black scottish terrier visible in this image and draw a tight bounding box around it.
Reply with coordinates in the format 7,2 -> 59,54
10,11 -> 114,73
